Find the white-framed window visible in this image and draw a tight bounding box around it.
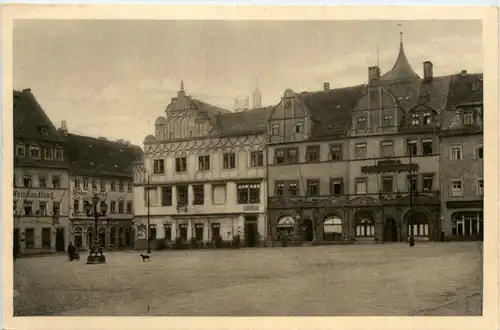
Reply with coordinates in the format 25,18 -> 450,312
407,139 -> 418,156
198,155 -> 210,171
408,223 -> 429,237
411,113 -> 420,126
451,180 -> 463,196
153,159 -> 165,174
271,123 -> 280,136
452,212 -> 483,236
294,121 -> 304,133
55,147 -> 64,160
222,152 -> 236,169
44,147 -> 53,160
478,179 -> 484,196
355,218 -> 374,237
383,115 -> 393,127
250,150 -> 264,167
29,146 -> 41,159
381,141 -> 393,158
463,111 -> 475,125
16,144 -> 25,157
451,143 -> 463,160
83,178 -> 89,189
323,216 -> 343,241
355,143 -> 367,159
422,111 -> 432,125
356,116 -> 367,129
355,179 -> 367,195
422,139 -> 433,155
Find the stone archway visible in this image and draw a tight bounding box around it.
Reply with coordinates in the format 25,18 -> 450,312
277,215 -> 295,240
323,215 -> 343,241
404,208 -> 431,239
354,210 -> 376,239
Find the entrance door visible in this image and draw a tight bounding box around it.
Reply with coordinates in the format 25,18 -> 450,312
304,219 -> 314,242
384,218 -> 398,242
244,216 -> 258,247
55,228 -> 65,251
13,229 -> 20,257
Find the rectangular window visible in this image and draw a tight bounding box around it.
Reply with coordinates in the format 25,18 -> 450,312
177,185 -> 188,206
179,224 -> 188,241
52,175 -> 60,188
119,180 -> 124,192
25,228 -> 35,249
411,113 -> 420,126
355,179 -> 367,195
198,155 -> 210,171
381,176 -> 394,193
407,139 -> 418,156
195,223 -> 204,241
357,116 -> 367,129
275,182 -> 285,197
126,201 -> 133,213
451,180 -> 463,196
175,157 -> 187,172
127,182 -> 132,192
92,179 -> 97,190
24,201 -> 33,216
355,143 -> 367,159
381,141 -> 393,158
118,201 -> 124,214
330,179 -> 343,196
271,123 -> 280,135
422,112 -> 432,125
250,151 -> 264,167
73,200 -> 79,213
164,224 -> 172,241
100,180 -> 106,192
478,180 -> 484,196
288,181 -> 299,196
237,183 -> 261,204
286,148 -> 298,164
222,152 -> 236,169
275,149 -> 285,164
422,139 -> 433,156
24,175 -> 32,188
39,175 -> 47,188
16,144 -> 25,157
110,181 -> 116,191
110,201 -> 116,213
193,185 -> 205,205
83,178 -> 89,189
55,147 -> 64,160
52,202 -> 60,216
74,179 -> 80,189
161,186 -> 172,206
29,146 -> 41,159
329,144 -> 342,161
408,175 -> 418,193
423,174 -> 434,191
144,188 -> 158,206
383,115 -> 393,128
306,180 -> 319,197
476,146 -> 483,160
44,147 -> 53,160
463,111 -> 475,125
451,143 -> 463,160
38,202 -> 47,215
153,159 -> 165,174
149,226 -> 157,241
294,121 -> 304,133
306,145 -> 320,162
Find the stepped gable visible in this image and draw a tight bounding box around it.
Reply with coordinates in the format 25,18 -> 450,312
215,106 -> 274,136
296,85 -> 366,141
64,134 -> 143,177
13,89 -> 63,143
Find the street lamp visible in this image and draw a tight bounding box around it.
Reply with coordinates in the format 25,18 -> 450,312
408,146 -> 415,247
142,167 -> 151,254
83,193 -> 108,264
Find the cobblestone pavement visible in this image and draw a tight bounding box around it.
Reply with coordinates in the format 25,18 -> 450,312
13,242 -> 483,316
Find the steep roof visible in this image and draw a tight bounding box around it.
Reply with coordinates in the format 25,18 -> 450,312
380,35 -> 420,83
446,73 -> 483,106
13,89 -> 64,143
64,134 -> 143,178
215,106 -> 274,136
296,85 -> 366,140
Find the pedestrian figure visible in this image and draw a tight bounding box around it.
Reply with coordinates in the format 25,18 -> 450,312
67,242 -> 76,261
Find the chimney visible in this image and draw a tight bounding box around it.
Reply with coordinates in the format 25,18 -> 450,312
98,137 -> 107,140
58,120 -> 68,136
460,69 -> 468,75
116,139 -> 125,144
22,88 -> 31,93
125,140 -> 131,146
368,66 -> 380,84
423,61 -> 433,81
323,82 -> 330,91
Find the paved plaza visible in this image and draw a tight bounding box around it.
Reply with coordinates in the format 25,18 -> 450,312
13,242 -> 482,316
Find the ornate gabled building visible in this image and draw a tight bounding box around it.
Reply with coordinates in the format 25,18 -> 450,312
13,89 -> 70,255
60,126 -> 143,251
266,34 -> 482,245
133,82 -> 272,249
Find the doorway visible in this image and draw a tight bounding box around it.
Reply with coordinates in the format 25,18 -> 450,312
244,215 -> 258,247
303,219 -> 314,242
56,228 -> 65,251
384,218 -> 398,242
13,228 -> 20,257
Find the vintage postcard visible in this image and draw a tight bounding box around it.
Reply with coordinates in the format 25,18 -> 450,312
2,4 -> 498,330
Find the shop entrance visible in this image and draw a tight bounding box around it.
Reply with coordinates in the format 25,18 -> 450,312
56,228 -> 65,251
303,219 -> 314,242
384,218 -> 398,242
13,228 -> 20,256
244,215 -> 258,247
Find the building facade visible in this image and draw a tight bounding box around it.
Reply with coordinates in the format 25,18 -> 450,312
439,73 -> 483,239
266,35 -> 482,244
133,83 -> 271,248
13,89 -> 71,255
61,125 -> 143,250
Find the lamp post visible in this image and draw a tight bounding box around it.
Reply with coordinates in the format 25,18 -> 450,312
83,193 -> 108,264
408,146 -> 415,247
142,168 -> 151,254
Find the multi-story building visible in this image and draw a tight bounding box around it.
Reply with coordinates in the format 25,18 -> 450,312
60,123 -> 143,250
439,73 -> 483,239
13,89 -> 71,255
266,35 -> 482,244
133,83 -> 271,248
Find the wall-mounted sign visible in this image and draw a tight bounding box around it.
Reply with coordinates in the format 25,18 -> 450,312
72,189 -> 107,200
242,205 -> 260,212
14,189 -> 55,200
18,218 -> 55,226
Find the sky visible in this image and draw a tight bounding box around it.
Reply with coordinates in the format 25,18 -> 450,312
13,20 -> 482,147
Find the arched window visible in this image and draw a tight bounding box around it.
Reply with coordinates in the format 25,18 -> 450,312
323,216 -> 342,241
356,218 -> 374,237
277,216 -> 295,239
452,212 -> 483,237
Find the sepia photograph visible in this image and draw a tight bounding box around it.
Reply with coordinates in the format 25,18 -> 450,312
2,5 -> 499,330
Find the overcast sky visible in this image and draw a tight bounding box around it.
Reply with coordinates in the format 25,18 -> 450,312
13,20 -> 482,146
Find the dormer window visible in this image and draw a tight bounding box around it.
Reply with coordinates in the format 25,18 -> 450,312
29,146 -> 41,159
411,113 -> 420,126
357,116 -> 367,129
38,125 -> 48,136
294,121 -> 304,134
271,123 -> 280,136
463,111 -> 475,125
383,115 -> 393,128
423,111 -> 432,125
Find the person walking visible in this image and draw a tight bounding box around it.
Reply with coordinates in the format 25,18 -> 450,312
67,242 -> 76,261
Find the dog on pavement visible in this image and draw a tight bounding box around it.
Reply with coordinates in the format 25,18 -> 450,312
140,254 -> 151,261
